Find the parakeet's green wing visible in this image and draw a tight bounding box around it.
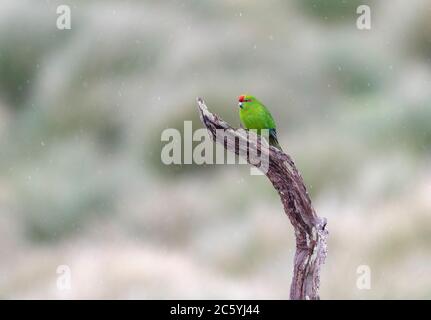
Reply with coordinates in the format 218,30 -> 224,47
260,104 -> 276,129
240,104 -> 276,129
254,104 -> 282,150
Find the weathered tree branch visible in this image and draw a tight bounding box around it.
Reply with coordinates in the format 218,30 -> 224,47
196,97 -> 328,300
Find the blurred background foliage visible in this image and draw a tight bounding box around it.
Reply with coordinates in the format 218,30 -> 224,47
0,0 -> 430,299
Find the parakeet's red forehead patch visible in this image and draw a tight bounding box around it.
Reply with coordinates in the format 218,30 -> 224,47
238,95 -> 245,102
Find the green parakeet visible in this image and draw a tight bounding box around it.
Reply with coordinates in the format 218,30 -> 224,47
238,94 -> 283,150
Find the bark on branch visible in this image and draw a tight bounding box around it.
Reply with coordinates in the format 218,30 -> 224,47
196,97 -> 328,300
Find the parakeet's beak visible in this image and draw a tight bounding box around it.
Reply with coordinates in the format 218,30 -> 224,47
238,102 -> 243,109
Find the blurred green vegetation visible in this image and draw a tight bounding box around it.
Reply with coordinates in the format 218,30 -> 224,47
0,0 -> 430,299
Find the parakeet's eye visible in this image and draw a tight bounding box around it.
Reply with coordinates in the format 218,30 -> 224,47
244,99 -> 252,102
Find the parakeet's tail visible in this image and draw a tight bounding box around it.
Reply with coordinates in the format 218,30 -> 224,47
269,128 -> 283,151
269,135 -> 283,151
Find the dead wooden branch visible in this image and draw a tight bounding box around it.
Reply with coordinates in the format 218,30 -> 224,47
196,97 -> 328,300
